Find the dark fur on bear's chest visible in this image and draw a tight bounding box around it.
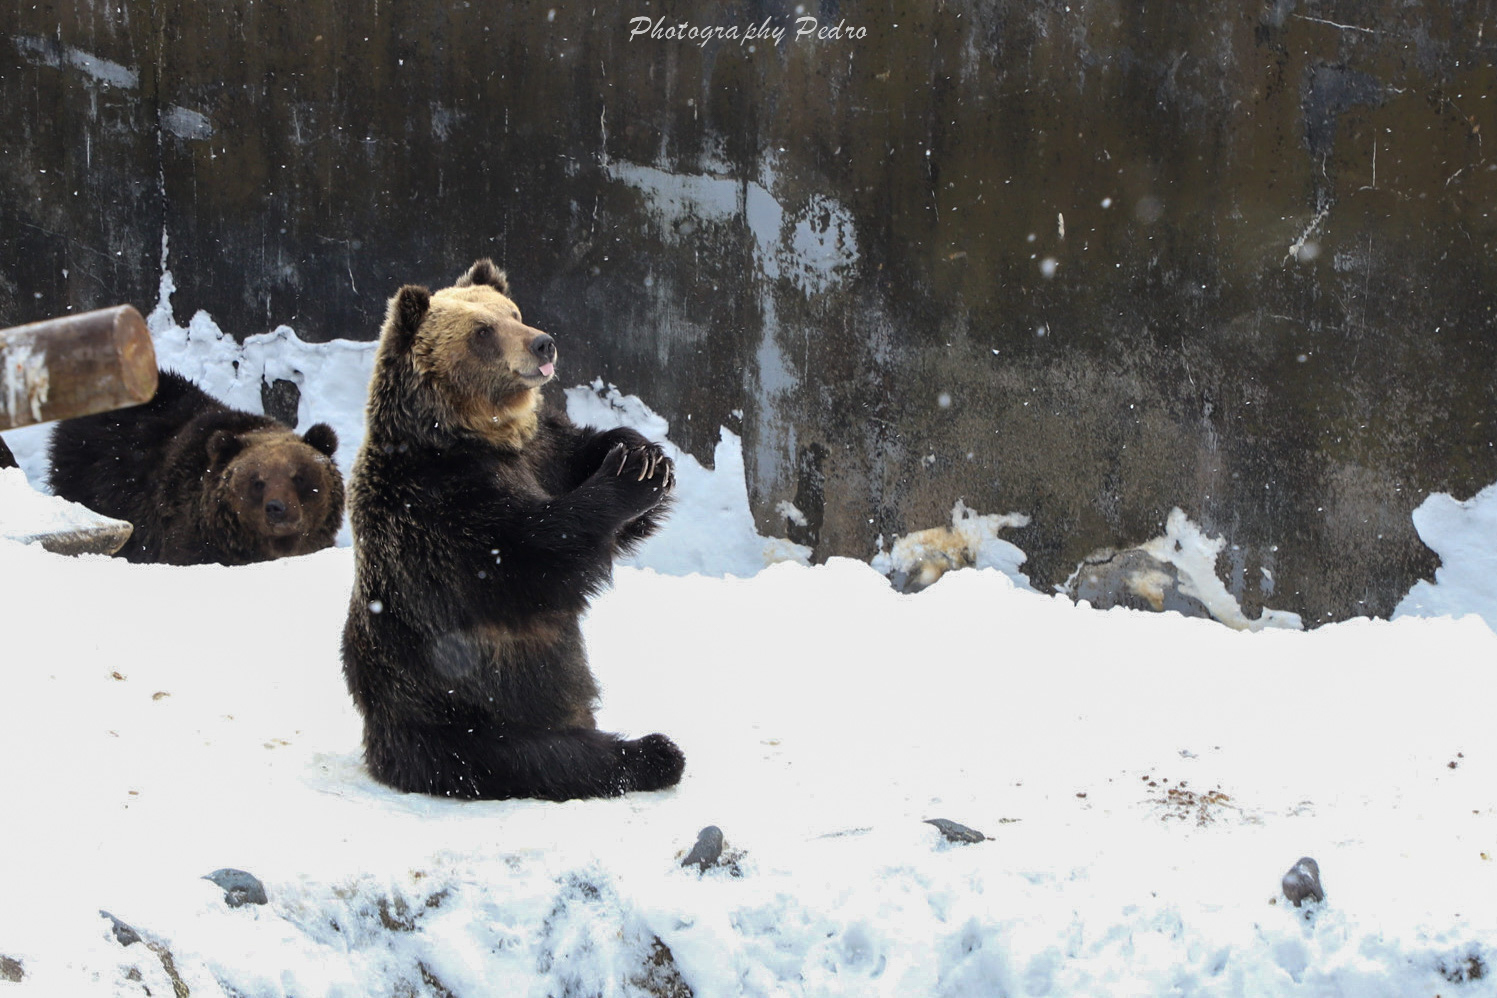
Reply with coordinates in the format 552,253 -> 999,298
342,404 -> 683,798
344,411 -> 607,731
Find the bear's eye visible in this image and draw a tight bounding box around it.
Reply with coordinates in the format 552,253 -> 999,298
473,325 -> 495,342
249,479 -> 265,496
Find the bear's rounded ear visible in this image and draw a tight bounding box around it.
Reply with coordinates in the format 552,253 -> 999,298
455,258 -> 509,295
383,285 -> 431,353
207,429 -> 246,468
301,422 -> 338,458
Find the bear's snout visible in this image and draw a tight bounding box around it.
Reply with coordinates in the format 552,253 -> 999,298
530,334 -> 556,365
259,487 -> 305,534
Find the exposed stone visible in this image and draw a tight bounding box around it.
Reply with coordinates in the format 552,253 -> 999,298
0,471 -> 134,557
680,825 -> 725,872
924,818 -> 989,844
260,377 -> 301,429
0,955 -> 23,982
203,868 -> 269,908
99,910 -> 140,947
1281,856 -> 1324,907
1068,548 -> 1214,619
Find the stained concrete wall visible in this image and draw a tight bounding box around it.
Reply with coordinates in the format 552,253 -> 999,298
4,1 -> 1496,624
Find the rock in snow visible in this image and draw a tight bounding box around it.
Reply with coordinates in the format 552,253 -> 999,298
1068,547 -> 1214,619
680,826 -> 726,872
203,868 -> 269,908
0,467 -> 133,556
99,910 -> 141,947
924,818 -> 990,844
1281,856 -> 1325,907
1064,508 -> 1303,631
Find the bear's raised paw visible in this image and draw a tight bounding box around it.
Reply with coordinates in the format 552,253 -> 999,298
600,443 -> 675,506
608,442 -> 673,483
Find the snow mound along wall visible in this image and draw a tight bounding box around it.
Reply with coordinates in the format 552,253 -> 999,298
563,378 -> 812,577
1063,508 -> 1304,632
144,269 -> 378,490
3,266 -> 1493,628
1393,483 -> 1497,633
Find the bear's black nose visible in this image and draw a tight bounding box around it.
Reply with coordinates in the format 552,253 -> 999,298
265,499 -> 288,522
530,334 -> 556,364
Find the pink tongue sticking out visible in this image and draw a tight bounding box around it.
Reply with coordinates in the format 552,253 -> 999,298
540,362 -> 555,378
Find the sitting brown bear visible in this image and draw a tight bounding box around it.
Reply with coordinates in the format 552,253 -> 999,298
48,370 -> 344,565
341,259 -> 684,801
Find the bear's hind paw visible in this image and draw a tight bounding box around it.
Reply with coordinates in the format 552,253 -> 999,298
620,733 -> 685,792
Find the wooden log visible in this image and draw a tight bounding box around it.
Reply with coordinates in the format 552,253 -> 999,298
0,305 -> 158,431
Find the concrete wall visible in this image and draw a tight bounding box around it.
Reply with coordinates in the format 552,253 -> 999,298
5,1 -> 1496,623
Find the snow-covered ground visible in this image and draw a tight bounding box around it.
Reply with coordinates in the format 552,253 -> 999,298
3,282 -> 1497,995
3,528 -> 1497,996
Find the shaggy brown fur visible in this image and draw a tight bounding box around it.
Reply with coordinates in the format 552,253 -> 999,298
48,371 -> 343,565
342,259 -> 684,801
